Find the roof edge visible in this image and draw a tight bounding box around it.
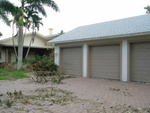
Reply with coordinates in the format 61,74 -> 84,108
48,32 -> 150,44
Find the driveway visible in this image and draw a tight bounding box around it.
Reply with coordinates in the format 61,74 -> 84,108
52,77 -> 150,113
0,77 -> 150,113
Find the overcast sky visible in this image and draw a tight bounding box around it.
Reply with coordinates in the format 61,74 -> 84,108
0,0 -> 150,39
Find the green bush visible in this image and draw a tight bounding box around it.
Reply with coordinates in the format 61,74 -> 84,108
32,55 -> 58,72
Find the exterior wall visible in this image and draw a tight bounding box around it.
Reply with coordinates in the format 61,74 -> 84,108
23,35 -> 46,48
0,34 -> 54,63
54,34 -> 150,82
26,51 -> 35,60
0,47 -> 5,63
7,49 -> 16,63
11,50 -> 16,63
0,35 -> 47,48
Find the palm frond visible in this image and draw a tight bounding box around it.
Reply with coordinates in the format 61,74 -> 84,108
144,5 -> 150,14
27,0 -> 59,12
35,4 -> 47,17
25,3 -> 47,17
0,9 -> 10,25
0,0 -> 16,14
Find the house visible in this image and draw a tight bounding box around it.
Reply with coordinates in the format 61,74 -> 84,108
48,14 -> 150,83
0,31 -> 61,63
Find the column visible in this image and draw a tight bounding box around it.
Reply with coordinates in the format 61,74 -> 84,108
121,40 -> 129,81
83,43 -> 89,77
54,46 -> 60,66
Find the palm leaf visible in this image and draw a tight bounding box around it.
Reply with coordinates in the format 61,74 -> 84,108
27,0 -> 59,12
144,6 -> 150,14
0,0 -> 16,14
0,9 -> 10,25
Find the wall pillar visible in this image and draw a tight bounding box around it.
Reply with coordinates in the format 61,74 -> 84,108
83,43 -> 89,77
5,49 -> 8,63
121,40 -> 130,81
54,46 -> 60,66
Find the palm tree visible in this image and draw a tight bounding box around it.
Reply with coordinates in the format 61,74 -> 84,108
0,0 -> 59,70
0,7 -> 10,25
144,6 -> 150,13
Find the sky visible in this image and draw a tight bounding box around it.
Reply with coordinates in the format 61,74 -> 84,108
0,0 -> 150,39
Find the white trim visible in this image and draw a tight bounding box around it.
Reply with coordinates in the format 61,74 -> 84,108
54,46 -> 60,66
121,40 -> 129,81
83,43 -> 89,77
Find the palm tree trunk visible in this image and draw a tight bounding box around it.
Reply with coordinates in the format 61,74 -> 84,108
17,26 -> 23,70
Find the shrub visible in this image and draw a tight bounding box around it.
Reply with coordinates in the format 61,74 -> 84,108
32,55 -> 58,72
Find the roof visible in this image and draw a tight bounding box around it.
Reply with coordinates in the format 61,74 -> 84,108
0,32 -> 61,42
49,14 -> 150,44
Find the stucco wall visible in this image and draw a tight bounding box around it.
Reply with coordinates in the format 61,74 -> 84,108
0,35 -> 47,48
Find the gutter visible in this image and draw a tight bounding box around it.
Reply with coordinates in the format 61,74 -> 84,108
48,31 -> 150,44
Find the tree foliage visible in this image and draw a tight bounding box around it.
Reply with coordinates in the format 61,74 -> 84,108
0,0 -> 59,70
144,5 -> 150,14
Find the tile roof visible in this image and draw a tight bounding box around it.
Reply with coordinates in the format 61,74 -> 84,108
49,14 -> 150,44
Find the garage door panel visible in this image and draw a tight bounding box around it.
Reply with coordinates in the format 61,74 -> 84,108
92,60 -> 119,65
131,42 -> 150,82
61,47 -> 82,76
90,44 -> 120,79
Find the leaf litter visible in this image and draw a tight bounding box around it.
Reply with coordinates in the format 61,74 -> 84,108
0,87 -> 149,113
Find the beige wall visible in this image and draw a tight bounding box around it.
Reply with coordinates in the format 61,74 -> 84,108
0,35 -> 48,48
23,35 -> 46,48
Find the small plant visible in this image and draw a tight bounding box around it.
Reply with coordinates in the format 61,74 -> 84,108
7,90 -> 23,99
51,72 -> 64,84
110,87 -> 120,91
4,99 -> 13,108
14,90 -> 23,99
0,99 -> 3,106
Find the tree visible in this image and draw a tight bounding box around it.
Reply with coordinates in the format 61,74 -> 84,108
144,6 -> 150,13
0,32 -> 2,37
0,0 -> 59,70
0,6 -> 10,25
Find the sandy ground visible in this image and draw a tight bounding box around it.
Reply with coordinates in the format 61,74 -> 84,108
0,75 -> 150,113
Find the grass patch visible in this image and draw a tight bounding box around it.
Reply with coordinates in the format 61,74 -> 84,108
0,68 -> 29,80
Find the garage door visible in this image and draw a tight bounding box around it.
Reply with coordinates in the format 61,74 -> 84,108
60,47 -> 82,76
90,44 -> 120,79
131,42 -> 150,82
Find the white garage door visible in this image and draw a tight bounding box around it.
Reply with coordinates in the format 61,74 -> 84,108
90,44 -> 120,79
131,42 -> 150,82
60,47 -> 82,76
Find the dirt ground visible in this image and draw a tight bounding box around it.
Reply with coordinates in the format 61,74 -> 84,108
0,74 -> 150,113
